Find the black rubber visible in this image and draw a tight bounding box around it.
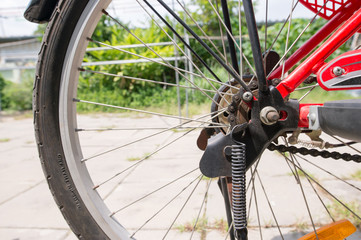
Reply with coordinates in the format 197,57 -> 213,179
24,0 -> 59,23
34,0 -> 109,239
319,99 -> 361,142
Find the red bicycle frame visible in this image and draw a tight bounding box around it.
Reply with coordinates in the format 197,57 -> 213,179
272,0 -> 361,98
263,0 -> 361,127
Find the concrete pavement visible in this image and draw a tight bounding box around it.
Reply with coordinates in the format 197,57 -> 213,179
0,113 -> 360,240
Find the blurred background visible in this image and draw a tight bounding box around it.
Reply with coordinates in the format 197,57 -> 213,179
1,1 -> 361,240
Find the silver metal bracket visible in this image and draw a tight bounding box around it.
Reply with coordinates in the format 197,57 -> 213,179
308,105 -> 320,130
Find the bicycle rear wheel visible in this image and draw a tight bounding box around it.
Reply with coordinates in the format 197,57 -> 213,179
35,0 -> 361,239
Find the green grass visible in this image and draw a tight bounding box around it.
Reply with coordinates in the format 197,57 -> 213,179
290,87 -> 356,103
293,219 -> 309,232
327,200 -> 361,230
175,217 -> 208,233
175,217 -> 229,234
351,170 -> 361,181
0,138 -> 10,143
126,152 -> 151,162
287,169 -> 316,180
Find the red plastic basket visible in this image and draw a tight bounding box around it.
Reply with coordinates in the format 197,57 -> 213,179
300,0 -> 349,20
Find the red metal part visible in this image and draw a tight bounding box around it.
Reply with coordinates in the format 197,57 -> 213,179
276,2 -> 361,98
298,104 -> 323,128
268,2 -> 356,81
300,0 -> 350,20
318,49 -> 361,90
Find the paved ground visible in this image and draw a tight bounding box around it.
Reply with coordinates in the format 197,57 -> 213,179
1,114 -> 361,240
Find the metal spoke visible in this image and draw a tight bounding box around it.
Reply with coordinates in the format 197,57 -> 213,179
246,157 -> 261,193
103,7 -> 228,97
220,0 -> 239,73
82,109 -> 227,162
224,220 -> 234,240
296,154 -> 361,192
130,1 -> 237,105
130,174 -> 202,237
267,0 -> 330,79
281,137 -> 319,238
238,0 -> 243,79
280,151 -> 335,223
110,169 -> 200,216
77,126 -> 222,132
87,38 -> 225,107
86,42 -> 173,52
215,0 -> 231,82
294,84 -> 319,91
264,0 -> 269,53
329,135 -> 361,155
152,0 -> 250,91
287,153 -> 319,240
163,175 -> 203,239
102,161 -> 139,200
206,0 -> 257,77
190,179 -> 212,240
298,84 -> 318,102
281,0 -> 296,80
75,98 -> 227,126
263,1 -> 299,62
283,157 -> 361,222
256,170 -> 284,240
80,68 -> 233,96
102,130 -> 176,200
139,0 -> 225,85
176,0 -> 226,61
87,41 -> 238,91
248,167 -> 263,240
93,109 -> 227,188
291,155 -> 336,223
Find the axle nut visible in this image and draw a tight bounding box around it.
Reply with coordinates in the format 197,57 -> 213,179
260,106 -> 280,125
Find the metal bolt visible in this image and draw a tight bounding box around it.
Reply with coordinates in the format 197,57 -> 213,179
333,66 -> 345,76
260,106 -> 279,125
309,113 -> 316,125
242,91 -> 253,102
266,111 -> 280,122
271,78 -> 281,86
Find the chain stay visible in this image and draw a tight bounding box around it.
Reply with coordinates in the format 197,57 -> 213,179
268,143 -> 361,163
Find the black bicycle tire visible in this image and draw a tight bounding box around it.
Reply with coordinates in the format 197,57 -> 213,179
34,0 -> 109,239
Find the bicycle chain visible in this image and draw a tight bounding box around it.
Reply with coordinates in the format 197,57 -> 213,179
224,83 -> 361,164
267,143 -> 361,163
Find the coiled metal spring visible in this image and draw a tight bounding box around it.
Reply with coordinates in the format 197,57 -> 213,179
231,144 -> 247,231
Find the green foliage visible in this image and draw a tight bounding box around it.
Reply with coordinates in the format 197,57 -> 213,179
180,0 -> 240,36
1,70 -> 34,111
79,16 -> 179,111
351,170 -> 361,181
2,77 -> 33,111
290,87 -> 355,103
327,200 -> 361,229
34,23 -> 47,41
0,74 -> 6,109
258,18 -> 349,63
77,7 -> 354,113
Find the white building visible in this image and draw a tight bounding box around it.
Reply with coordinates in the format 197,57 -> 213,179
0,36 -> 40,83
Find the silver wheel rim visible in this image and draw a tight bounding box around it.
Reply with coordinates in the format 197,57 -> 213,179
59,0 -> 129,239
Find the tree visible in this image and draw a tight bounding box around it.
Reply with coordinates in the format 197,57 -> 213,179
0,74 -> 5,110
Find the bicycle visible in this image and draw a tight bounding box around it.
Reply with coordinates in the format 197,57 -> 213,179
25,0 -> 361,239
